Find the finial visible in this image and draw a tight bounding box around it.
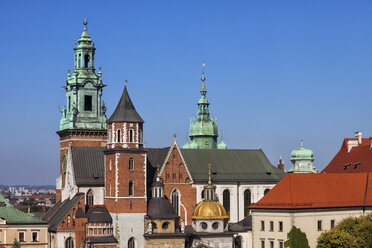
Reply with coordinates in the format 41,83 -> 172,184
124,78 -> 128,87
173,133 -> 177,139
67,69 -> 70,77
83,13 -> 87,30
201,61 -> 206,81
300,138 -> 304,147
75,41 -> 77,47
208,163 -> 212,185
156,164 -> 160,180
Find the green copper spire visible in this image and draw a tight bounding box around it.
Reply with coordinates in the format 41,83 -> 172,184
183,64 -> 225,149
59,17 -> 107,131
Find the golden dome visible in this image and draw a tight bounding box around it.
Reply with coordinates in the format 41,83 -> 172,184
192,201 -> 229,219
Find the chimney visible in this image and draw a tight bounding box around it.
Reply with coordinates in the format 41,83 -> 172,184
277,156 -> 285,171
355,131 -> 362,145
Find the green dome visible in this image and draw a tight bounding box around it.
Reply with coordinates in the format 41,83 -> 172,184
291,141 -> 314,161
198,96 -> 209,105
217,140 -> 227,149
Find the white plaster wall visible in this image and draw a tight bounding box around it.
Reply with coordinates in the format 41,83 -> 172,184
55,231 -> 75,248
112,213 -> 145,248
79,186 -> 105,205
195,183 -> 276,222
237,232 -> 252,248
252,209 -> 372,248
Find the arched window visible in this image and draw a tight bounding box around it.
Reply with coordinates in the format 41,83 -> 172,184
86,189 -> 94,205
171,189 -> 179,216
84,54 -> 90,68
201,190 -> 205,199
129,129 -> 134,143
234,236 -> 242,248
129,158 -> 134,171
117,129 -> 121,143
128,237 -> 135,248
65,237 -> 74,248
264,189 -> 270,195
223,190 -> 230,217
129,181 -> 133,196
244,189 -> 251,217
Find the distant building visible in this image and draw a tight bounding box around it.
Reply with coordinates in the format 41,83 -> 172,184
250,173 -> 372,248
322,131 -> 372,173
0,194 -> 48,248
287,139 -> 317,173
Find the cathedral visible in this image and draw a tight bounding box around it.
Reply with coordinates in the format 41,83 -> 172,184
43,19 -> 285,248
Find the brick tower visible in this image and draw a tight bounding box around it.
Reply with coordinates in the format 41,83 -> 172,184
104,83 -> 147,247
56,18 -> 107,201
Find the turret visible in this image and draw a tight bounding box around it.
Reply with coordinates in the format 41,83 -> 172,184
288,139 -> 318,173
183,64 -> 226,149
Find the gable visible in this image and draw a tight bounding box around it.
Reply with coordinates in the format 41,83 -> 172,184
160,144 -> 193,184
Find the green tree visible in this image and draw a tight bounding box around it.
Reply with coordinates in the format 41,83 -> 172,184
284,226 -> 310,248
317,214 -> 372,248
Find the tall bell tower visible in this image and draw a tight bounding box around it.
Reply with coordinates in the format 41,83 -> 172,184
56,17 -> 108,201
104,83 -> 147,247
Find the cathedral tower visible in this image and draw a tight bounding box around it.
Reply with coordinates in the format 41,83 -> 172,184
56,18 -> 107,201
104,84 -> 147,247
183,65 -> 227,149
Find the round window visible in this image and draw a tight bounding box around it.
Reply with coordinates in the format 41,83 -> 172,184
162,222 -> 169,230
212,222 -> 219,229
201,222 -> 208,230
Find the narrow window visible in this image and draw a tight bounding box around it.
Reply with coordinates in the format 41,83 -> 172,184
65,237 -> 74,248
171,189 -> 179,215
128,237 -> 135,248
261,240 -> 265,248
86,189 -> 94,205
318,220 -> 322,231
331,219 -> 335,228
172,173 -> 176,179
223,189 -> 230,217
279,221 -> 283,232
279,241 -> 283,248
201,190 -> 205,199
244,189 -> 251,217
179,173 -> 183,179
270,241 -> 274,248
270,221 -> 274,231
261,221 -> 265,231
129,181 -> 133,196
32,232 -> 38,242
117,129 -> 121,143
19,232 -> 25,242
129,158 -> 134,171
84,95 -> 92,111
68,96 -> 71,112
78,54 -> 81,68
129,129 -> 134,142
84,54 -> 90,68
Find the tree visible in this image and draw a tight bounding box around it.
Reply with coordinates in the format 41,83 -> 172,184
317,214 -> 372,248
284,226 -> 310,248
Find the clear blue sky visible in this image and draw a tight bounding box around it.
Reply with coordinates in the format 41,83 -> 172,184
1,1 -> 372,185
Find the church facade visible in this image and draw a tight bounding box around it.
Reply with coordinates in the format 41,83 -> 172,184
44,19 -> 285,248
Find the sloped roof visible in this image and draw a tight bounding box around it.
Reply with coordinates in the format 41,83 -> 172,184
43,194 -> 83,231
86,236 -> 118,244
0,194 -> 45,224
250,173 -> 372,209
322,138 -> 372,173
71,146 -> 105,186
229,215 -> 252,232
108,86 -> 144,124
86,206 -> 112,223
147,196 -> 178,219
180,149 -> 285,183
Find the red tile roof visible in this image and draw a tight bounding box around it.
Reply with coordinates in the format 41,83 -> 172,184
322,138 -> 372,173
250,173 -> 372,209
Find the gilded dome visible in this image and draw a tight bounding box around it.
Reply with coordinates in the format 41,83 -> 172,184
192,201 -> 229,220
